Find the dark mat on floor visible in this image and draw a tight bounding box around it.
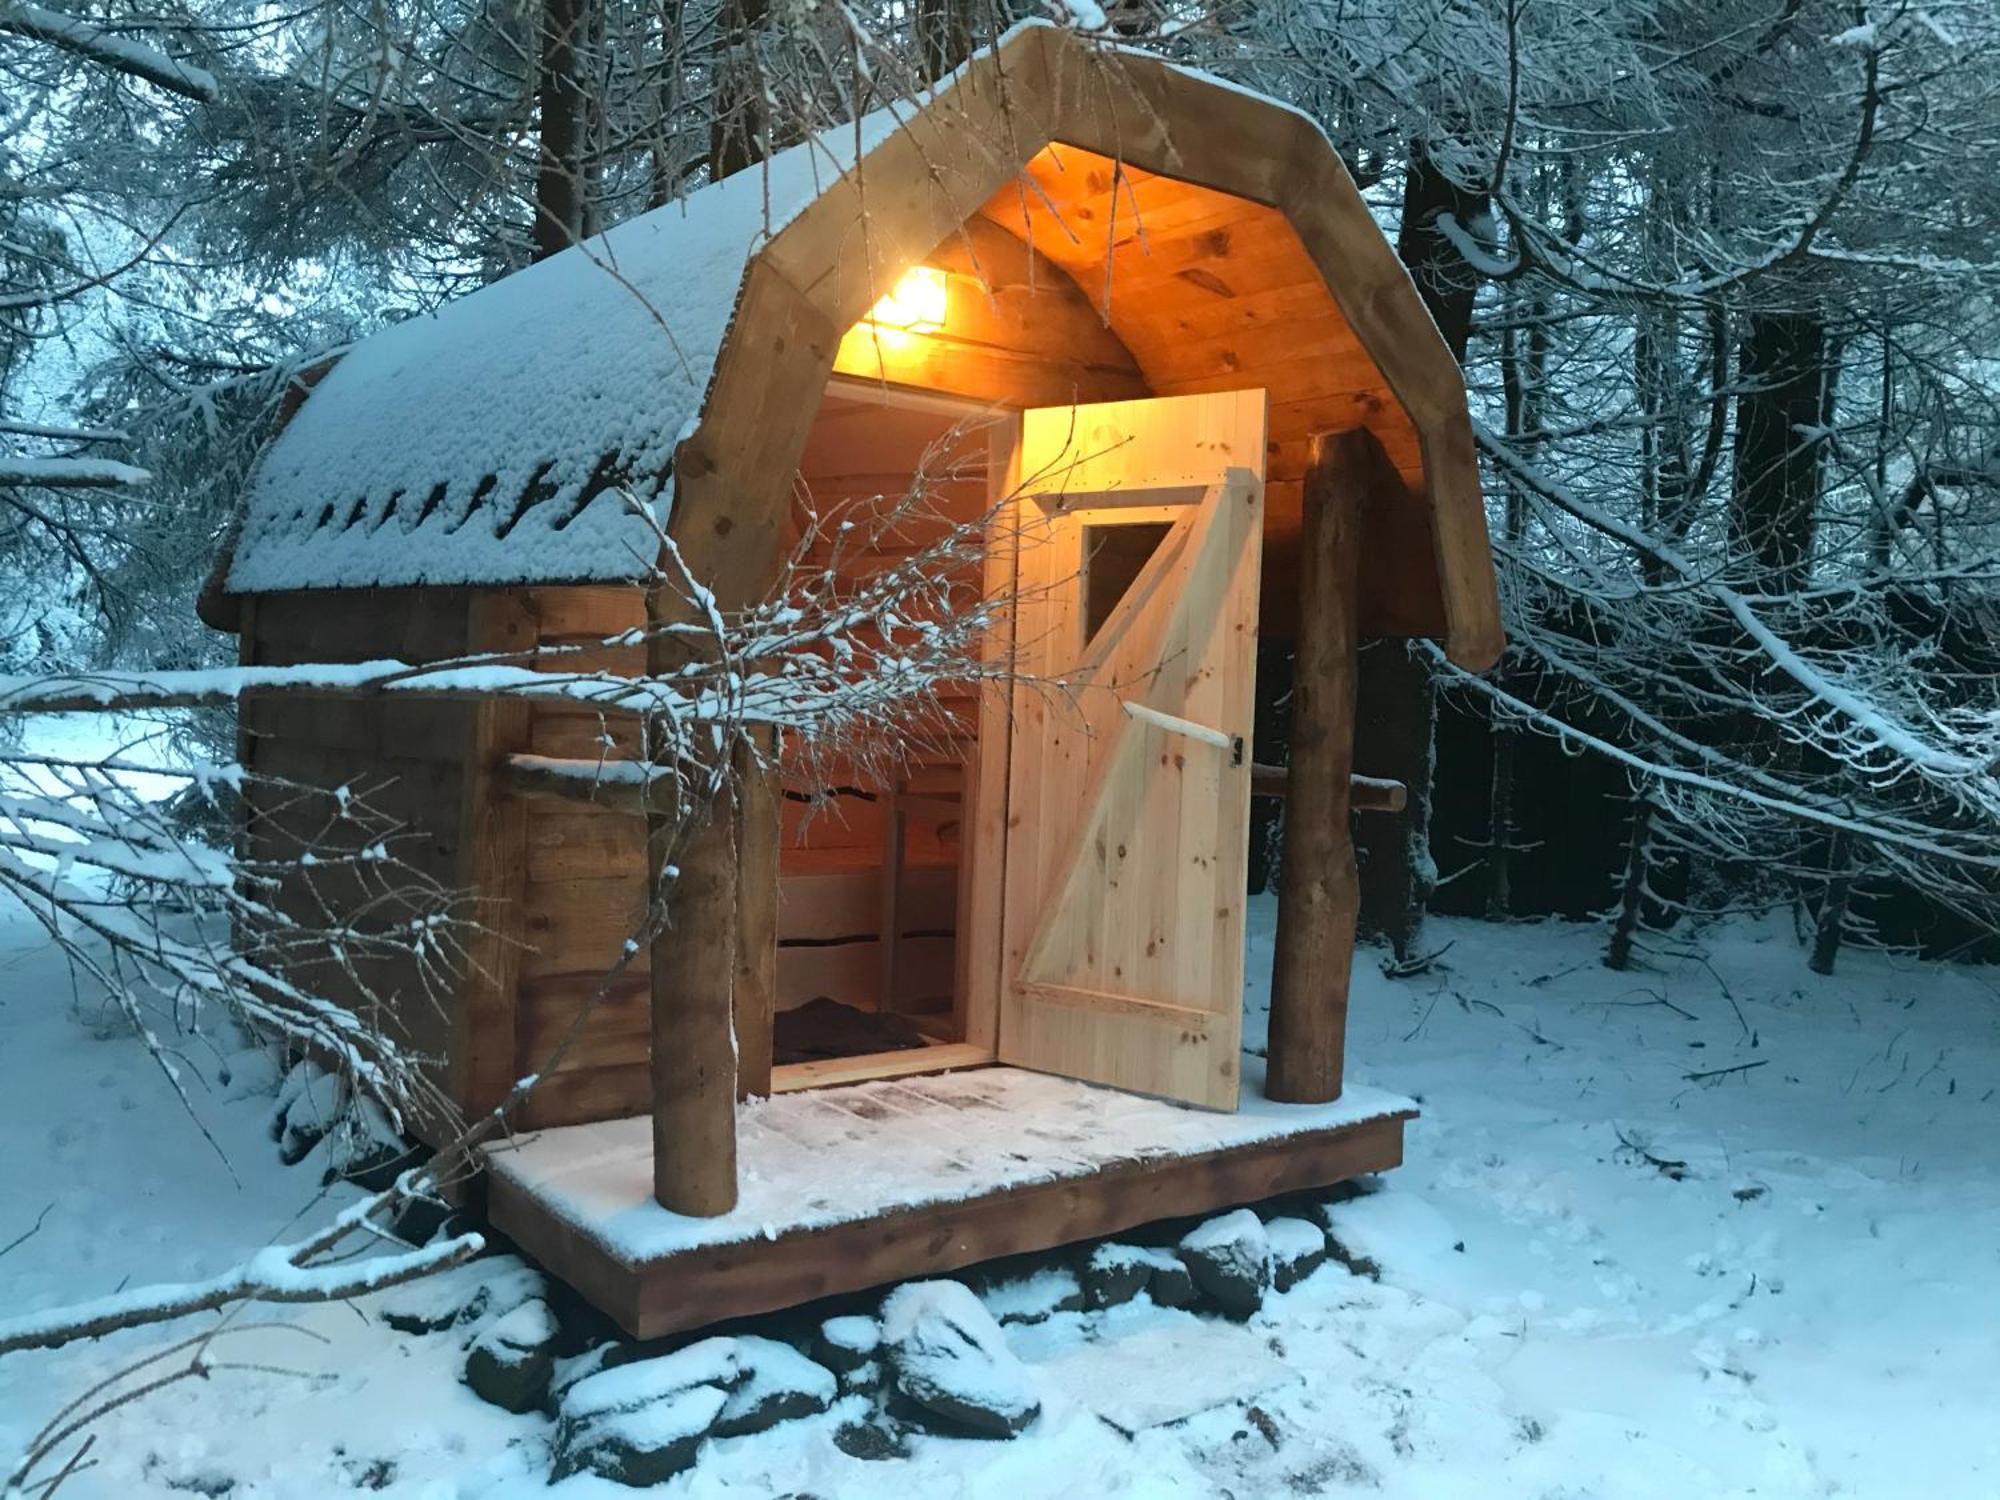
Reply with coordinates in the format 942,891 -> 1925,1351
773,997 -> 934,1065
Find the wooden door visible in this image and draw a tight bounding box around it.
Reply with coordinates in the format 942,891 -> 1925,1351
987,390 -> 1267,1109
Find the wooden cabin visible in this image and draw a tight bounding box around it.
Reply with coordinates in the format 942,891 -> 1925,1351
206,22 -> 1501,1336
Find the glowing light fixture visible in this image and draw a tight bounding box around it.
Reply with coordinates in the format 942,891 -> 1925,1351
865,265 -> 949,333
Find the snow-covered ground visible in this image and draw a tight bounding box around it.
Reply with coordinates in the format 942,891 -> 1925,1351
3,890 -> 1996,1497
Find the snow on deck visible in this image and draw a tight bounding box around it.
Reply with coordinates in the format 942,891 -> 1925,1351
484,1061 -> 1413,1262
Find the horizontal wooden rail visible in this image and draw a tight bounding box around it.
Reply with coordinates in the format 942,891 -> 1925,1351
1250,764 -> 1406,813
498,754 -> 661,814
504,753 -> 1409,818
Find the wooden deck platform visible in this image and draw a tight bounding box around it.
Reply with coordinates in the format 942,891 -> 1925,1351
485,1062 -> 1415,1338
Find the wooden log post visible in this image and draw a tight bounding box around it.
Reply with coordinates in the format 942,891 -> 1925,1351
1266,429 -> 1371,1105
645,569 -> 742,1215
649,773 -> 741,1216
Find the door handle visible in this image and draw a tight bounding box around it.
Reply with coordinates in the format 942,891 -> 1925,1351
1121,700 -> 1237,754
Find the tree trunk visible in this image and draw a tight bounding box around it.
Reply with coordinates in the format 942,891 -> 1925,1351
1267,431 -> 1366,1104
1247,638 -> 1294,895
647,0 -> 687,209
1808,830 -> 1854,976
709,0 -> 769,180
1604,786 -> 1657,971
1353,642 -> 1435,961
1486,281 -> 1544,921
533,0 -> 587,261
915,0 -> 971,82
1485,730 -> 1516,920
1356,139 -> 1488,959
1731,309 -> 1835,592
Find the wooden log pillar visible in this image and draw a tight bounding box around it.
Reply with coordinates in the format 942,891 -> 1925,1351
1266,429 -> 1371,1104
646,568 -> 742,1215
649,774 -> 741,1215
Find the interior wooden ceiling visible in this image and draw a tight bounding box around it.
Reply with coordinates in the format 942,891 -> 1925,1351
821,141 -> 1448,638
975,144 -> 1429,540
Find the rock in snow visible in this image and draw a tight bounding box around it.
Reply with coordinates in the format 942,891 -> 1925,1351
833,1416 -> 912,1462
815,1315 -> 885,1393
814,1314 -> 881,1375
1081,1242 -> 1199,1310
1146,1250 -> 1199,1308
217,1045 -> 282,1101
463,1298 -> 561,1413
375,1255 -> 546,1335
711,1336 -> 836,1437
1081,1243 -> 1156,1309
880,1281 -> 1041,1438
553,1335 -> 836,1483
1266,1216 -> 1331,1291
978,1265 -> 1086,1326
561,1337 -> 746,1428
556,1385 -> 729,1486
273,1061 -> 344,1164
1180,1209 -> 1274,1318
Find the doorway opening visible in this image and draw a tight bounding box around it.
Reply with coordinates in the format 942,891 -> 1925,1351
768,377 -> 1001,1091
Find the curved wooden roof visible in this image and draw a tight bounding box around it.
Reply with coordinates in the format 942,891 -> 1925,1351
677,24 -> 1500,667
231,22 -> 1500,668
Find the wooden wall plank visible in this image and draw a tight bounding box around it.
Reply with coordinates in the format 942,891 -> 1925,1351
516,1063 -> 650,1130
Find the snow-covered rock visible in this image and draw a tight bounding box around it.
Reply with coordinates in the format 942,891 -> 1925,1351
560,1337 -> 745,1427
555,1385 -> 729,1486
549,1344 -> 617,1407
323,1095 -> 416,1191
1081,1243 -> 1155,1309
815,1315 -> 883,1393
814,1314 -> 880,1377
375,1254 -> 544,1335
1266,1216 -> 1331,1291
1146,1249 -> 1198,1307
711,1336 -> 836,1437
273,1060 -> 344,1164
977,1264 -> 1084,1326
551,1335 -> 834,1479
1180,1209 -> 1273,1317
880,1281 -> 1041,1437
554,1337 -> 745,1484
1080,1243 -> 1197,1309
217,1045 -> 282,1101
463,1298 -> 560,1413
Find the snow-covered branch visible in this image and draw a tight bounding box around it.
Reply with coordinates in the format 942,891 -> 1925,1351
0,454 -> 151,490
0,1202 -> 480,1354
0,2 -> 219,100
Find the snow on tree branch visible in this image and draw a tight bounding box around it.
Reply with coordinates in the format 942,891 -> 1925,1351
0,1195 -> 480,1354
0,2 -> 219,100
0,454 -> 151,489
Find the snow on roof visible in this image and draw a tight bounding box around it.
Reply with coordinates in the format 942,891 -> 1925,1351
227,112 -> 901,595
225,21 -> 1323,596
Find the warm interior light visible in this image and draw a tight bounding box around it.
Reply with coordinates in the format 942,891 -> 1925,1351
864,265 -> 949,333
